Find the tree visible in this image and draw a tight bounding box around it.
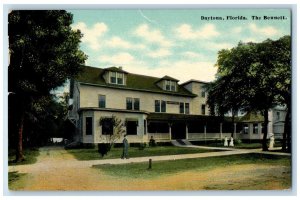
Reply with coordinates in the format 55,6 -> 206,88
8,11 -> 87,161
207,42 -> 257,136
208,36 -> 291,151
98,116 -> 125,157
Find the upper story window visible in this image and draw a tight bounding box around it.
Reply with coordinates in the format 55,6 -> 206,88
155,100 -> 160,112
126,97 -> 140,111
126,97 -> 133,110
165,80 -> 177,91
117,72 -> 123,84
276,112 -> 280,120
179,102 -> 190,114
134,98 -> 140,110
201,104 -> 206,115
201,85 -> 206,98
161,100 -> 166,112
185,103 -> 190,114
155,100 -> 166,113
98,95 -> 106,108
180,102 -> 184,114
110,71 -> 124,85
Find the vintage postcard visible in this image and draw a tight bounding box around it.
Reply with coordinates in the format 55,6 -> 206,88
7,7 -> 292,193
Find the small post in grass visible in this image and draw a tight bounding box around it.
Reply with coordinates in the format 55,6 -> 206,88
148,159 -> 152,170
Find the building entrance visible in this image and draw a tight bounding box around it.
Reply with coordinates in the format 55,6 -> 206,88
171,122 -> 186,139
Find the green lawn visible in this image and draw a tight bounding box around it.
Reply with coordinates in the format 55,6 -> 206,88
191,141 -> 282,149
67,146 -> 223,160
93,153 -> 291,180
8,171 -> 28,190
8,148 -> 40,166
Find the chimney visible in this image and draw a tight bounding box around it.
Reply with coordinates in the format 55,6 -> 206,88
119,66 -> 123,70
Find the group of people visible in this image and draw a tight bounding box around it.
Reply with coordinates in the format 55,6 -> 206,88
224,136 -> 234,147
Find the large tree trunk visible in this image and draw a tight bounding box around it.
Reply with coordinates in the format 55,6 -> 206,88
262,109 -> 269,151
16,113 -> 25,162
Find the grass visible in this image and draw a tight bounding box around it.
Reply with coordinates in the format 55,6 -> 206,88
8,148 -> 40,166
191,140 -> 282,149
93,153 -> 291,179
8,171 -> 28,190
67,146 -> 223,160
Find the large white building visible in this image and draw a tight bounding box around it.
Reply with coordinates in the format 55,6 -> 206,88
68,66 -> 284,144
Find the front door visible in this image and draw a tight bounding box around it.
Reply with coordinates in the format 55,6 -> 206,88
171,122 -> 186,139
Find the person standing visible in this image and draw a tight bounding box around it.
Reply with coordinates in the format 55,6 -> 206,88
224,136 -> 228,147
121,135 -> 129,159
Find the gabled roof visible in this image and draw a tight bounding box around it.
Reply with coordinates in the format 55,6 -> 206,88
181,79 -> 210,86
102,66 -> 128,74
238,112 -> 264,123
76,66 -> 196,97
158,75 -> 179,82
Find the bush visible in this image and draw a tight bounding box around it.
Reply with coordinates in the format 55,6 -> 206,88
138,143 -> 147,150
235,139 -> 242,144
97,143 -> 111,157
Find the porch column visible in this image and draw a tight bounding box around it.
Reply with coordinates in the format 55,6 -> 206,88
234,123 -> 237,139
204,125 -> 207,143
168,123 -> 172,140
185,124 -> 189,140
145,120 -> 148,135
220,123 -> 223,139
249,123 -> 252,141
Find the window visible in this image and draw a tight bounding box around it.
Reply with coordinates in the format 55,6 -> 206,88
101,118 -> 113,135
171,81 -> 176,91
161,101 -> 166,113
253,123 -> 258,134
180,102 -> 184,114
134,98 -> 140,110
98,95 -> 106,108
155,100 -> 166,113
276,112 -> 280,120
166,80 -> 170,91
126,97 -> 133,110
126,120 -> 138,135
117,72 -> 123,85
165,80 -> 176,91
85,117 -> 93,135
185,103 -> 190,114
155,100 -> 160,112
201,86 -> 206,98
201,104 -> 206,115
110,71 -> 124,85
110,72 -> 116,84
127,98 -> 140,110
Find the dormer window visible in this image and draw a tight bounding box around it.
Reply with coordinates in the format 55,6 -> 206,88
110,71 -> 124,85
117,72 -> 123,84
165,80 -> 177,91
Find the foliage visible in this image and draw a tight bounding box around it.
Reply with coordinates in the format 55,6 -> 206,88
8,10 -> 87,160
8,148 -> 40,165
98,116 -> 126,156
67,146 -> 220,160
207,36 -> 291,151
8,172 -> 28,190
93,153 -> 291,179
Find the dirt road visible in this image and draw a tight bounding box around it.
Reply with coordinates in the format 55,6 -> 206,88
9,146 -> 291,191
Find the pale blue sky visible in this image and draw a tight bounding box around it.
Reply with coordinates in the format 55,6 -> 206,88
55,9 -> 291,96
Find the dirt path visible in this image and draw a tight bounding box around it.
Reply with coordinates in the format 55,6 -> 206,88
9,146 -> 291,191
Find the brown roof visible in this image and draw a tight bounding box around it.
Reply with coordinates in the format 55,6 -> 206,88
75,66 -> 196,97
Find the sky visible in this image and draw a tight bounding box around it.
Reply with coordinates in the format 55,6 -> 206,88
55,9 -> 291,96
